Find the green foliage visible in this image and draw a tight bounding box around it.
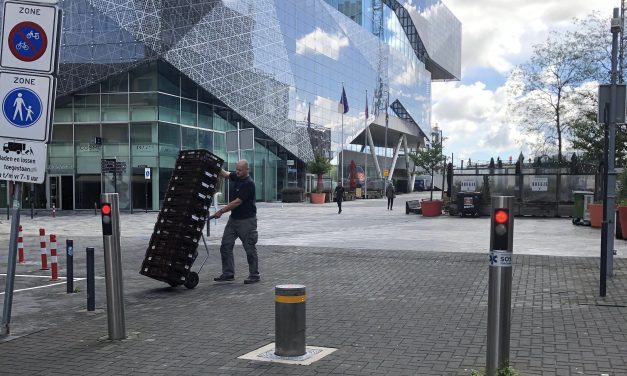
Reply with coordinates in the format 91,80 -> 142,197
568,101 -> 627,166
306,153 -> 332,192
470,367 -> 519,376
408,137 -> 444,176
618,169 -> 627,205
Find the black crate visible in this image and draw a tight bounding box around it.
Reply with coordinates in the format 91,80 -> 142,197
166,183 -> 217,198
162,194 -> 212,209
155,216 -> 205,233
157,210 -> 206,225
171,164 -> 220,179
148,231 -> 199,249
161,204 -> 210,219
145,237 -> 198,259
153,225 -> 203,241
177,149 -> 224,167
170,174 -> 219,189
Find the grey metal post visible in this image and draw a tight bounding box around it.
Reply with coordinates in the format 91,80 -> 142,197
86,247 -> 95,311
66,240 -> 74,294
600,7 -> 621,296
101,193 -> 126,340
486,196 -> 515,375
1,182 -> 22,337
275,284 -> 306,357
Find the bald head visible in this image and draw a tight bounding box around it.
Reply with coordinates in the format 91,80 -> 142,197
235,159 -> 250,178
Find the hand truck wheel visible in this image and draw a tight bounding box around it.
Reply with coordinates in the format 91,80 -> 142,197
184,272 -> 199,289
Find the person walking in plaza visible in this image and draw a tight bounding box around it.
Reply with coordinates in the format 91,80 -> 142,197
334,182 -> 345,214
386,181 -> 396,210
213,159 -> 260,284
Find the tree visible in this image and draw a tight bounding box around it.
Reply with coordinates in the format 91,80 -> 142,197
568,91 -> 627,167
306,153 -> 332,193
409,137 -> 444,201
511,13 -> 610,162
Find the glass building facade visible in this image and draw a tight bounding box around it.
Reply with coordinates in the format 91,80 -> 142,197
0,0 -> 460,210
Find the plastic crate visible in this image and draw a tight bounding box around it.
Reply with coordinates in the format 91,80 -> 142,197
167,183 -> 217,198
141,257 -> 193,274
163,194 -> 213,209
177,149 -> 224,166
171,164 -> 220,178
153,225 -> 203,241
161,204 -> 210,219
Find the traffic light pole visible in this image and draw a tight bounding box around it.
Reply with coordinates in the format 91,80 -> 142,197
1,182 -> 22,337
101,193 -> 126,340
486,196 -> 515,375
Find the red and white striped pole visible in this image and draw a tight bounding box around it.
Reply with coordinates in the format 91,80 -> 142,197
18,225 -> 24,264
50,234 -> 58,281
39,228 -> 48,270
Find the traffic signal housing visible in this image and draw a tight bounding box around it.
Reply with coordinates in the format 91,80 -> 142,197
492,208 -> 511,250
102,203 -> 112,235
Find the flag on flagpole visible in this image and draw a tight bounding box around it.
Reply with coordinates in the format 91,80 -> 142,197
339,85 -> 349,114
307,102 -> 311,128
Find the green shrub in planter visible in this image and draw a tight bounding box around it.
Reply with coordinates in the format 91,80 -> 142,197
281,187 -> 304,203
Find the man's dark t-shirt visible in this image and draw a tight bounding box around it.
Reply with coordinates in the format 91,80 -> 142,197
229,172 -> 256,219
334,186 -> 345,202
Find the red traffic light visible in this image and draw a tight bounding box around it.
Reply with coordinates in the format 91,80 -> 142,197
494,209 -> 509,224
101,204 -> 111,215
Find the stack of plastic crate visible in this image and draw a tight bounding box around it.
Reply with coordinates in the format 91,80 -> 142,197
140,149 -> 223,288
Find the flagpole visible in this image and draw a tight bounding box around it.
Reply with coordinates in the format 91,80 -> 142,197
364,89 -> 368,199
341,82 -> 344,185
384,91 -> 389,185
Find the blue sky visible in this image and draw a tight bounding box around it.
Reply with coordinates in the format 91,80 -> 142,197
432,0 -> 618,165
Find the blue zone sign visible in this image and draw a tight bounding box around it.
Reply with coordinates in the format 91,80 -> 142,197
0,72 -> 53,142
2,87 -> 42,127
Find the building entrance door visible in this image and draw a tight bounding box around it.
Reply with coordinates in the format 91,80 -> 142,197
47,175 -> 74,210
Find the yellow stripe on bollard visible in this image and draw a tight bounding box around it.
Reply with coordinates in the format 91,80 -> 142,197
275,295 -> 306,304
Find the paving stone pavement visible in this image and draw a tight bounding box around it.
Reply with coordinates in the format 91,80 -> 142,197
0,192 -> 625,375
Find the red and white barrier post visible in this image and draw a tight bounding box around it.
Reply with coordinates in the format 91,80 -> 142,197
18,225 -> 24,264
39,228 -> 48,270
50,234 -> 58,281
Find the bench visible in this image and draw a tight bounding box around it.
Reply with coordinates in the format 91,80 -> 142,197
406,200 -> 422,215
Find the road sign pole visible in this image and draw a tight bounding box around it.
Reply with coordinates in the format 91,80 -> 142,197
1,181 -> 22,337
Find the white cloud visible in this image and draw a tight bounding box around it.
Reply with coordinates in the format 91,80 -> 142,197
432,79 -> 536,162
431,0 -> 616,161
295,27 -> 349,61
443,0 -> 617,74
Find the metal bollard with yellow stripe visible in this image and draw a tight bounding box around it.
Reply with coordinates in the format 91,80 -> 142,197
275,284 -> 306,357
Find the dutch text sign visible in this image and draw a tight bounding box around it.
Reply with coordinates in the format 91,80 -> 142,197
0,137 -> 47,183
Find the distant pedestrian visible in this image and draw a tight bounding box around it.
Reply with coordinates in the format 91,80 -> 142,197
334,182 -> 345,214
386,181 -> 396,210
213,159 -> 260,284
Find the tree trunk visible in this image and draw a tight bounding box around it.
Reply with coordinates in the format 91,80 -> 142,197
317,174 -> 323,192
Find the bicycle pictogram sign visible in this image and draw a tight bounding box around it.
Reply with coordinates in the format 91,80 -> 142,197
8,21 -> 48,62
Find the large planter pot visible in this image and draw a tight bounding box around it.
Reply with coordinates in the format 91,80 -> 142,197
421,199 -> 443,217
588,203 -> 603,228
618,205 -> 627,239
310,192 -> 326,204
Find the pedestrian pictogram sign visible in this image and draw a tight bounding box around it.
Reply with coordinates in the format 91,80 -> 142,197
145,167 -> 151,180
1,1 -> 60,74
0,71 -> 54,142
3,87 -> 42,127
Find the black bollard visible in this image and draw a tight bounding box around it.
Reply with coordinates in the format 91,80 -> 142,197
86,247 -> 95,311
275,284 -> 306,357
66,240 -> 74,293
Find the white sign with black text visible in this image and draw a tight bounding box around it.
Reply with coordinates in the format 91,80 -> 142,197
0,137 -> 46,183
530,178 -> 548,192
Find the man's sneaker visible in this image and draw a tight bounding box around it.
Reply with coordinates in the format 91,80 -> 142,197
244,275 -> 260,284
214,274 -> 234,282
